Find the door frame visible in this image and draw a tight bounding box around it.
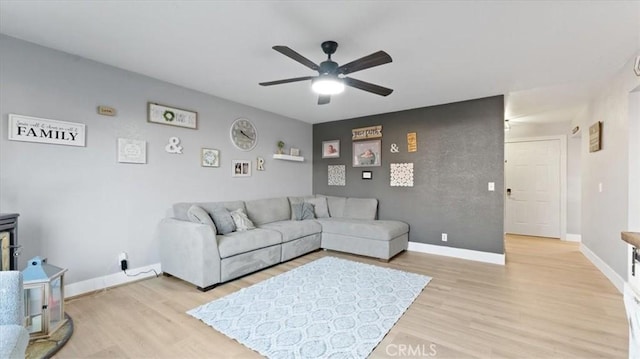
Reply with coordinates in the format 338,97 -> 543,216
505,135 -> 567,240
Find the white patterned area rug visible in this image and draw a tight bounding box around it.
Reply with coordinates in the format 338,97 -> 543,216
187,256 -> 432,359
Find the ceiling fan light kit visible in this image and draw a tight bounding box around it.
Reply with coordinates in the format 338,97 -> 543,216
260,40 -> 393,105
311,76 -> 345,95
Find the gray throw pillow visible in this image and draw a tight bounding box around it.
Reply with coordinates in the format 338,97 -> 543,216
210,207 -> 236,235
292,202 -> 316,221
305,197 -> 329,218
187,205 -> 217,231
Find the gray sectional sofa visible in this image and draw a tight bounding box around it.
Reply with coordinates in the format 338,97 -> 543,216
157,195 -> 409,291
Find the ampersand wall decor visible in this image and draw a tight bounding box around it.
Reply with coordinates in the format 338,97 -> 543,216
165,137 -> 183,154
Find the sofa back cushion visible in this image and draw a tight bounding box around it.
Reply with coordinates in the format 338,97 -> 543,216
245,197 -> 291,226
316,195 -> 378,220
317,195 -> 346,218
344,197 -> 378,220
173,201 -> 246,221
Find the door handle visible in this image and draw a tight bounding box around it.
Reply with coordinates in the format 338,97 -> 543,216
506,188 -> 511,196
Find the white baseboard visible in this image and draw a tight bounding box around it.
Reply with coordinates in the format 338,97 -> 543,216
580,243 -> 623,293
65,263 -> 162,298
564,233 -> 582,242
408,242 -> 505,265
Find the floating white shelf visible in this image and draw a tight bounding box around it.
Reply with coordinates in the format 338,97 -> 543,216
273,154 -> 304,162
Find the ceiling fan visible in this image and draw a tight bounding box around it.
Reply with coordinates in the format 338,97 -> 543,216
259,41 -> 393,105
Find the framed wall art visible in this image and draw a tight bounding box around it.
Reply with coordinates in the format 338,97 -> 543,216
117,138 -> 146,164
322,140 -> 340,158
148,102 -> 197,129
353,139 -> 381,167
201,148 -> 220,167
232,160 -> 251,177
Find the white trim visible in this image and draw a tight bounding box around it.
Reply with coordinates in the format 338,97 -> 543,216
408,242 -> 505,265
65,263 -> 161,298
580,243 -> 623,293
505,135 -> 567,240
564,233 -> 582,242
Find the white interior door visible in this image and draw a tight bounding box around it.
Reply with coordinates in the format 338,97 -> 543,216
505,139 -> 561,238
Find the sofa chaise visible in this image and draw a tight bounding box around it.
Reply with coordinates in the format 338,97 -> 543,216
157,195 -> 408,291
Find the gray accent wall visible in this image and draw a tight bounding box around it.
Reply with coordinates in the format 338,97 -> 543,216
0,35 -> 312,283
313,96 -> 505,254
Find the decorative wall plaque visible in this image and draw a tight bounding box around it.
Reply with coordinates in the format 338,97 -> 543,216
8,114 -> 86,147
352,125 -> 382,140
407,132 -> 417,152
148,102 -> 197,129
589,121 -> 602,152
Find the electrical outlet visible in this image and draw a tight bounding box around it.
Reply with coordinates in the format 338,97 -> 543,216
118,252 -> 127,262
441,233 -> 448,242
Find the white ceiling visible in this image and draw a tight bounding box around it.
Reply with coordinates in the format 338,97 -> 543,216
1,1 -> 638,124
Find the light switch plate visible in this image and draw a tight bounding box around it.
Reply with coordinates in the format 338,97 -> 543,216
488,182 -> 495,191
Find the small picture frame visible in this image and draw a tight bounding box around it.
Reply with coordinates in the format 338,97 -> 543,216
290,148 -> 300,156
362,171 -> 373,180
232,160 -> 251,177
201,148 -> 219,167
353,139 -> 381,167
322,140 -> 340,158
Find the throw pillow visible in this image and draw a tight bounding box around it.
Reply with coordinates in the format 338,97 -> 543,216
230,208 -> 256,231
305,197 -> 329,218
210,207 -> 236,235
187,205 -> 217,231
292,202 -> 316,221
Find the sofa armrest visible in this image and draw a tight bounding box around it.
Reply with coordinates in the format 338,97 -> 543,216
157,218 -> 221,289
0,271 -> 24,326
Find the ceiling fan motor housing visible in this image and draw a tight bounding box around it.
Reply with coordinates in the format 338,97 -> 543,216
319,60 -> 339,75
321,41 -> 338,56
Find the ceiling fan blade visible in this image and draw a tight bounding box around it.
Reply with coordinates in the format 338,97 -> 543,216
318,95 -> 331,105
344,77 -> 393,96
273,46 -> 320,71
337,51 -> 392,75
259,76 -> 315,86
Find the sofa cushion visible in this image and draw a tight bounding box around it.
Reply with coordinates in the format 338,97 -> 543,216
261,220 -> 322,243
317,195 -> 346,218
317,218 -> 408,241
211,207 -> 236,235
245,197 -> 291,226
217,228 -> 282,258
187,205 -> 216,230
173,201 -> 246,221
230,208 -> 256,231
306,197 -> 329,218
292,203 -> 316,220
343,197 -> 378,220
288,196 -> 315,220
0,325 -> 29,359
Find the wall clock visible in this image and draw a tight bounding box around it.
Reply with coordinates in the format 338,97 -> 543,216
230,118 -> 258,151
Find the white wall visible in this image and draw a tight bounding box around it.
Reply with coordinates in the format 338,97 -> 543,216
505,121 -> 581,236
575,53 -> 640,280
0,35 -> 313,284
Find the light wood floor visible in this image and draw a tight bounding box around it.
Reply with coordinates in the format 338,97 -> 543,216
58,235 -> 628,358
